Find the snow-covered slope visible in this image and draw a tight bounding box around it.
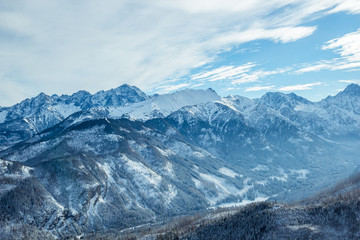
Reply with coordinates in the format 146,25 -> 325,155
0,84 -> 148,149
108,88 -> 221,120
317,84 -> 360,136
0,84 -> 147,124
217,85 -> 360,138
0,87 -> 220,149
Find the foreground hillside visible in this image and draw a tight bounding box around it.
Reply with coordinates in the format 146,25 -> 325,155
80,172 -> 360,240
181,172 -> 360,240
181,201 -> 360,239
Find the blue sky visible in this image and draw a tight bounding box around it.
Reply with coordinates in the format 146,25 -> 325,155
0,0 -> 360,106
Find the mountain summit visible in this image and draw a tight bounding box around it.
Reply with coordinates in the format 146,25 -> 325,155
0,84 -> 148,149
341,83 -> 360,96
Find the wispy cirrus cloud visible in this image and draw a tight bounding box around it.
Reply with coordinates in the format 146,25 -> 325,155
278,82 -> 323,91
191,26 -> 360,96
245,85 -> 276,92
231,67 -> 292,85
296,29 -> 360,73
191,66 -> 236,81
245,82 -> 324,93
323,29 -> 360,62
327,0 -> 360,14
191,63 -> 292,86
295,62 -> 330,73
338,79 -> 360,84
155,83 -> 191,94
190,63 -> 257,83
211,26 -> 317,46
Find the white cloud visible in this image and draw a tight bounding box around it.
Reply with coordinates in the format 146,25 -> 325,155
191,63 -> 257,83
0,77 -> 34,106
155,83 -> 191,93
189,83 -> 205,88
295,63 -> 330,73
231,67 -> 291,84
231,72 -> 263,84
191,66 -> 237,81
245,85 -> 276,92
278,82 -> 323,91
322,28 -> 360,62
0,0 -> 359,105
191,63 -> 292,87
162,0 -> 294,14
212,26 -> 316,46
0,12 -> 34,35
328,0 -> 360,14
338,79 -> 360,84
296,29 -> 360,73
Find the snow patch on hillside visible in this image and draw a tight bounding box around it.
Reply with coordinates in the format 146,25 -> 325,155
53,103 -> 81,118
290,169 -> 309,179
195,172 -> 254,206
0,110 -> 7,123
215,196 -> 269,208
164,162 -> 175,177
270,168 -> 289,182
164,184 -> 177,205
219,167 -> 239,178
122,155 -> 162,187
155,146 -> 175,157
294,103 -> 318,112
251,165 -> 269,171
7,138 -> 62,163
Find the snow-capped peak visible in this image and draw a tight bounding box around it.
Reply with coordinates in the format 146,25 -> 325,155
108,88 -> 221,120
0,84 -> 150,148
259,91 -> 310,110
113,84 -> 148,99
339,83 -> 360,96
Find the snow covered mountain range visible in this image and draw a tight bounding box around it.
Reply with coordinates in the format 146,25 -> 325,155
0,85 -> 218,150
0,84 -> 359,238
